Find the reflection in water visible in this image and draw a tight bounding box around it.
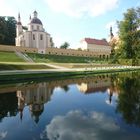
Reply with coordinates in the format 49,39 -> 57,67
0,75 -> 112,123
0,131 -> 7,139
17,82 -> 53,123
0,92 -> 18,122
0,72 -> 140,140
41,110 -> 120,140
116,72 -> 140,127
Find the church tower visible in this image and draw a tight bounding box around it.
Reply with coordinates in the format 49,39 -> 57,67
16,13 -> 23,37
110,26 -> 114,40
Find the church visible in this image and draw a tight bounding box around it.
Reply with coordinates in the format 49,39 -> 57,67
15,11 -> 51,54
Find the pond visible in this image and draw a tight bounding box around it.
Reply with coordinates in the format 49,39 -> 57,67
0,72 -> 140,140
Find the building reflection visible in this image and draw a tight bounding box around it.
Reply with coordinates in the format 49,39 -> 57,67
0,74 -> 120,122
17,82 -> 53,123
77,75 -> 111,94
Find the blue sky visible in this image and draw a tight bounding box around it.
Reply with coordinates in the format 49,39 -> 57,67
0,0 -> 139,48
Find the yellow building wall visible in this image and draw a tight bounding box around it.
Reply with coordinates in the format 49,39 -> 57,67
0,45 -> 110,58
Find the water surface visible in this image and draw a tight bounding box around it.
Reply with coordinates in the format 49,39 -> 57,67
0,72 -> 140,140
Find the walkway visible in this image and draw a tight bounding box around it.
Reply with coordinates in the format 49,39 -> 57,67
0,65 -> 139,75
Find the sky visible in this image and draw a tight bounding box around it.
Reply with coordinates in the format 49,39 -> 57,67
0,0 -> 140,49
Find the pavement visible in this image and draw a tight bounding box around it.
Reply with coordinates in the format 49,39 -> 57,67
0,65 -> 139,76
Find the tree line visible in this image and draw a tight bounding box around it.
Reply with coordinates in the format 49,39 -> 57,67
0,16 -> 16,45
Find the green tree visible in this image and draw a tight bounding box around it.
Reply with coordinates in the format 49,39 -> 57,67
60,42 -> 70,49
0,17 -> 7,44
116,7 -> 140,65
50,37 -> 54,47
0,16 -> 16,45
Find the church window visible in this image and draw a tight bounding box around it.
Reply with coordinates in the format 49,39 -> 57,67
33,34 -> 35,40
32,25 -> 34,30
37,25 -> 39,30
40,34 -> 43,40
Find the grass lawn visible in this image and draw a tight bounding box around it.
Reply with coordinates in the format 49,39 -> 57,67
27,53 -> 109,63
0,63 -> 54,70
0,51 -> 25,62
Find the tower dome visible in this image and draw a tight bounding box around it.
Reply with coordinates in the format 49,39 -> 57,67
30,11 -> 42,25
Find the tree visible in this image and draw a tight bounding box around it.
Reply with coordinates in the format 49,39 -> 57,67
50,37 -> 54,47
0,17 -> 7,44
116,7 -> 140,64
60,42 -> 70,49
0,16 -> 16,45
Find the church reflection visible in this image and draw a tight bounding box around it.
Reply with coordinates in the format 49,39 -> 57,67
0,74 -> 119,123
17,82 -> 53,123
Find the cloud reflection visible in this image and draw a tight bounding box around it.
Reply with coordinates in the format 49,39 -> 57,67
0,131 -> 7,139
40,110 -> 120,140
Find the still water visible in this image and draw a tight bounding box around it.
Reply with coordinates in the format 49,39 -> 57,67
0,72 -> 140,140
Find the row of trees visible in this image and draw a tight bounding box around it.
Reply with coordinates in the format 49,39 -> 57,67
0,16 -> 16,45
112,7 -> 140,65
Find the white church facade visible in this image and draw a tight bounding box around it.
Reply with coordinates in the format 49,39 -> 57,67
15,11 -> 51,54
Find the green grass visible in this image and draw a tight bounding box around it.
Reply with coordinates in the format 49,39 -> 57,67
0,51 -> 25,62
27,53 -> 109,63
0,64 -> 53,70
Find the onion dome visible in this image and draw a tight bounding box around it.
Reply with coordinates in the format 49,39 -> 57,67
30,11 -> 42,25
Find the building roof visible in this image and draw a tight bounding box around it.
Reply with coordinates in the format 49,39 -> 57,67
30,18 -> 42,25
30,11 -> 42,25
84,38 -> 109,46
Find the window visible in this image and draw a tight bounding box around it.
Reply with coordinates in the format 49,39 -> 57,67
37,25 -> 39,30
33,34 -> 35,40
32,25 -> 34,30
40,34 -> 43,40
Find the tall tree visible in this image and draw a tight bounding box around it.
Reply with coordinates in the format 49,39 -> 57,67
116,7 -> 140,64
0,16 -> 16,45
60,42 -> 70,49
0,17 -> 7,44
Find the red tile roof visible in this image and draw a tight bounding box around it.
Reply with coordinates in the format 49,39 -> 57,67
84,38 -> 109,46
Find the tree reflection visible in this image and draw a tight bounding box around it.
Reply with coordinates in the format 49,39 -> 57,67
61,85 -> 69,92
0,92 -> 18,122
116,72 -> 140,127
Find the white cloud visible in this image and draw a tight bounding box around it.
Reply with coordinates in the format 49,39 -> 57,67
45,0 -> 119,17
0,131 -> 7,139
40,110 -> 120,140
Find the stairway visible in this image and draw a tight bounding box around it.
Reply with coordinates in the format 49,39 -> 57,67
15,51 -> 34,62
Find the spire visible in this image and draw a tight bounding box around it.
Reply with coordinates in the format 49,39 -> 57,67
18,13 -> 21,22
110,26 -> 114,39
17,13 -> 22,25
19,109 -> 23,121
